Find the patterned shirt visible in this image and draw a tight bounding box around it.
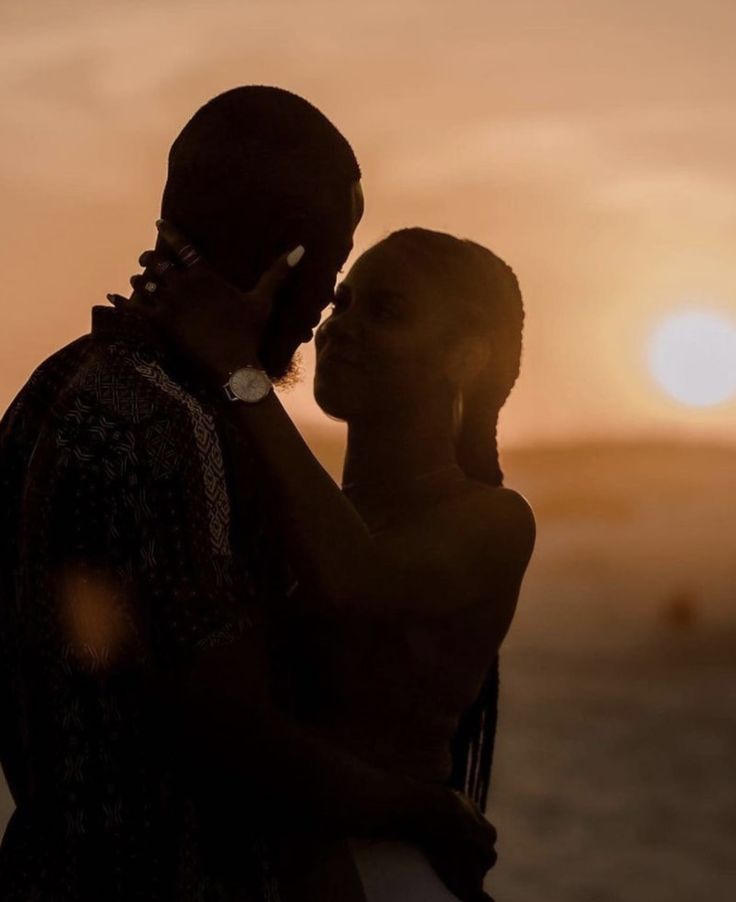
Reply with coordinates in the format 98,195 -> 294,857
0,306 -> 283,901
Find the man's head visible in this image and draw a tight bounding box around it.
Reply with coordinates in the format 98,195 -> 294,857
160,86 -> 363,380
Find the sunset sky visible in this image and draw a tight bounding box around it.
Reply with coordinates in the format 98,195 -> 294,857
2,0 -> 736,448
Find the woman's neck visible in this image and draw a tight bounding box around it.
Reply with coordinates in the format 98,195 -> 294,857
342,405 -> 457,494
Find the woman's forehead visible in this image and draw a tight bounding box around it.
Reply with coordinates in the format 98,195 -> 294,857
346,241 -> 430,291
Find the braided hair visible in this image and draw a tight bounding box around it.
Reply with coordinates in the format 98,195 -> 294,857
380,228 -> 525,810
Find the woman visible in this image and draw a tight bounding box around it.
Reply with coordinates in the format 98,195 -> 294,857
121,223 -> 535,901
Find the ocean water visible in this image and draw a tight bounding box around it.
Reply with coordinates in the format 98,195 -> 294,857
484,442 -> 736,901
487,620 -> 736,901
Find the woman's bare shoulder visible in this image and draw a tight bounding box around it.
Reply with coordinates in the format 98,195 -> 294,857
442,483 -> 536,548
430,484 -> 536,596
384,482 -> 535,560
398,483 -> 535,583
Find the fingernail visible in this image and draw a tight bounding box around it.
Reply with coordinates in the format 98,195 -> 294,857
106,293 -> 116,304
286,245 -> 305,267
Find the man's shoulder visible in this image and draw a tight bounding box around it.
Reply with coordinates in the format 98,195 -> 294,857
0,334 -> 92,446
2,330 -> 236,535
3,319 -> 219,440
58,338 -> 229,478
56,336 -> 216,439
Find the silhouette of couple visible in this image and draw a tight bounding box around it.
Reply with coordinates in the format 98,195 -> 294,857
0,86 -> 535,902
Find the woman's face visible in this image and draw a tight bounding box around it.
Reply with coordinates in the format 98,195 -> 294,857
314,241 -> 460,422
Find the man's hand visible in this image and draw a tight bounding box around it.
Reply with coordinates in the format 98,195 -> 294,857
114,219 -> 305,382
413,787 -> 497,902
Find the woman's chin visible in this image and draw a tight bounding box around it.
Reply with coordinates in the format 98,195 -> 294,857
313,382 -> 353,421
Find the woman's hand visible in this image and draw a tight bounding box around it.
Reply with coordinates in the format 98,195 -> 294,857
111,219 -> 305,384
419,788 -> 497,902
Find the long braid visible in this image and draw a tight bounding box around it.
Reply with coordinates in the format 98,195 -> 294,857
383,229 -> 525,812
453,408 -> 502,811
455,248 -> 524,491
454,250 -> 524,811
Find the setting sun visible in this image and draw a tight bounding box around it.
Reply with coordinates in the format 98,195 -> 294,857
648,311 -> 736,408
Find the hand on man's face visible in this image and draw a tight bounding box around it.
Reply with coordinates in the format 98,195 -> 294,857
261,179 -> 363,379
115,219 -> 313,386
258,270 -> 339,382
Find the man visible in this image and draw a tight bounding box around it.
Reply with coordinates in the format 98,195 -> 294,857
0,86 -> 494,901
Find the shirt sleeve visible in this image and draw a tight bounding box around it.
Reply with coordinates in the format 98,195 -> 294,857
48,377 -> 255,672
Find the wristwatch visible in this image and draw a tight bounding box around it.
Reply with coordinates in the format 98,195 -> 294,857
223,366 -> 273,403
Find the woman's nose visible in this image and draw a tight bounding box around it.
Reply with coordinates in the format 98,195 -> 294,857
315,316 -> 339,350
318,308 -> 354,342
317,317 -> 363,361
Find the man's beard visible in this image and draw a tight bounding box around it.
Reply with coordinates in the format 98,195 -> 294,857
270,348 -> 302,389
259,309 -> 307,387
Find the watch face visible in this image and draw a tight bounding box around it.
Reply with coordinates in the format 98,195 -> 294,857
229,367 -> 272,402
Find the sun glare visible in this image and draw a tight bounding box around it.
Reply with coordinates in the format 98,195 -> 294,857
648,310 -> 736,407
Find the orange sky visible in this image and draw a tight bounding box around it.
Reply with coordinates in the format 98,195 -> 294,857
2,0 -> 736,448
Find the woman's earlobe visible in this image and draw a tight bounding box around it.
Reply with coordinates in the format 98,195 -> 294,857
452,387 -> 464,435
447,342 -> 489,387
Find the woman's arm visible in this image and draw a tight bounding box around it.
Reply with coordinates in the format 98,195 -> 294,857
216,388 -> 392,612
125,224 -> 534,622
216,388 -> 534,623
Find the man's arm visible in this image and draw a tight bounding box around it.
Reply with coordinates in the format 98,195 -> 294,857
165,632 -> 497,902
45,360 -> 423,838
70,359 -> 497,900
172,632 -> 448,838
